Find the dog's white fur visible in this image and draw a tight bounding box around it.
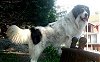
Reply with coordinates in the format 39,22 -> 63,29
6,5 -> 90,62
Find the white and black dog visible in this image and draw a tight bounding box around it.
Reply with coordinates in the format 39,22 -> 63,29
6,5 -> 90,62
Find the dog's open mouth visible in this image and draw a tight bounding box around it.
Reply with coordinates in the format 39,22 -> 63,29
80,17 -> 88,22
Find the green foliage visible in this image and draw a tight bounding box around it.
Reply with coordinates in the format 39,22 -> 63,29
0,0 -> 56,26
24,0 -> 56,26
0,53 -> 19,62
38,45 -> 60,62
0,0 -> 59,62
0,46 -> 60,62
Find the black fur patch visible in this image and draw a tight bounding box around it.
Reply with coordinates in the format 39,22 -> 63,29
30,27 -> 42,45
72,5 -> 90,19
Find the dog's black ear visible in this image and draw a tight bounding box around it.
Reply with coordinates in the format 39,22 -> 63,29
30,27 -> 42,45
72,5 -> 90,19
72,6 -> 80,19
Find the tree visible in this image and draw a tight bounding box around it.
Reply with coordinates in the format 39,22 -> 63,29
0,0 -> 56,26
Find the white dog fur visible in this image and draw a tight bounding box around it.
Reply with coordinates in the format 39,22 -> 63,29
6,5 -> 90,62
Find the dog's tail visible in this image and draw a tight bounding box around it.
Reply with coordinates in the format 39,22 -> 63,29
6,25 -> 31,44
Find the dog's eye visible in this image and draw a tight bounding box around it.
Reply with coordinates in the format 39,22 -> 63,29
84,7 -> 89,11
85,8 -> 90,16
85,7 -> 88,10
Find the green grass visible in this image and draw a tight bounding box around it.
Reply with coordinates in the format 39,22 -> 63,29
38,45 -> 60,62
0,45 -> 60,62
0,52 -> 19,62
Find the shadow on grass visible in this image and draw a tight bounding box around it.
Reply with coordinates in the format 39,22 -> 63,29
0,51 -> 30,62
0,45 -> 60,62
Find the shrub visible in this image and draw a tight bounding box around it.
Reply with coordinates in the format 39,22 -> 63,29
38,45 -> 60,62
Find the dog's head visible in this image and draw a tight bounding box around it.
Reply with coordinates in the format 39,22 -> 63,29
72,5 -> 90,22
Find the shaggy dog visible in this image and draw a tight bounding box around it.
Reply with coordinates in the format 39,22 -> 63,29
6,5 -> 90,62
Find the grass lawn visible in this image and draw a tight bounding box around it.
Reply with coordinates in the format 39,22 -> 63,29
0,46 -> 60,62
0,51 -> 30,62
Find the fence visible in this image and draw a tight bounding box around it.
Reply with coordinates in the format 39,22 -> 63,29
60,47 -> 100,62
85,43 -> 100,52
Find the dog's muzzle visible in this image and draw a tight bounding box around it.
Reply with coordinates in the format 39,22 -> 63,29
81,13 -> 89,22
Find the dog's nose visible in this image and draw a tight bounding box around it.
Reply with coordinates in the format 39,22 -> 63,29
85,13 -> 88,17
